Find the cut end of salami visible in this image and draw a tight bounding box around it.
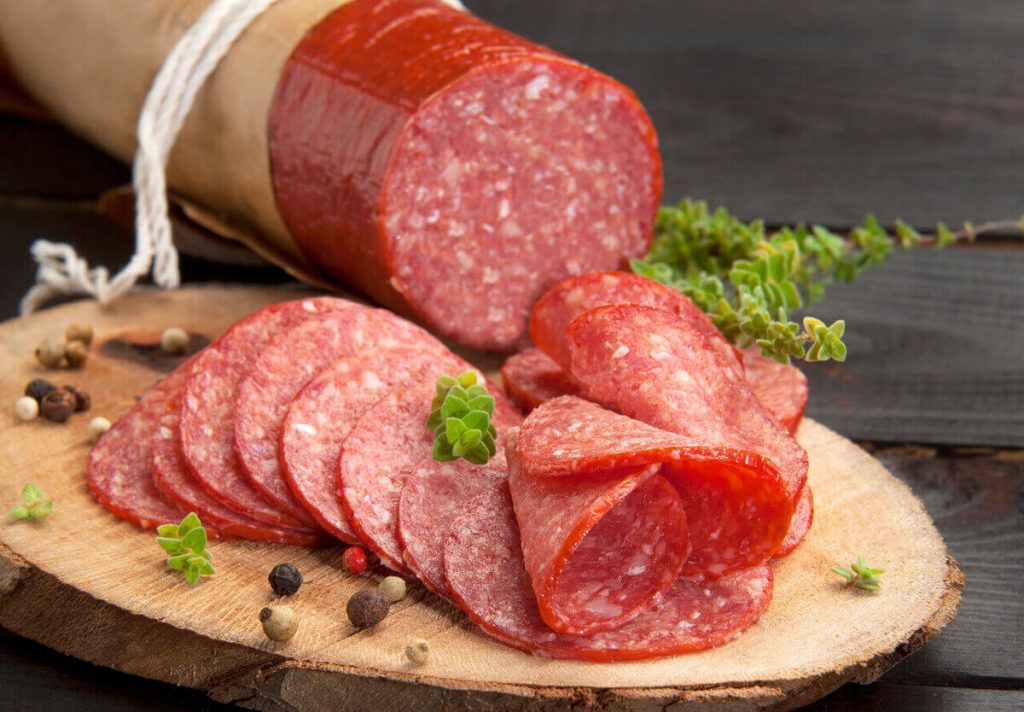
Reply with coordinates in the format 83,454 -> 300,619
271,0 -> 662,351
500,347 -> 579,413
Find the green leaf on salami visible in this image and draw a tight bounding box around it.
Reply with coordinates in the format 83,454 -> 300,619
428,370 -> 497,465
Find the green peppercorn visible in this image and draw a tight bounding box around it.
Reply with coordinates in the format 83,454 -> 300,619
34,339 -> 65,368
379,575 -> 406,603
64,340 -> 89,368
64,323 -> 94,346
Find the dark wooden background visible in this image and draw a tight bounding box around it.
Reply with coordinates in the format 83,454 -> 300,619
1,1 -> 1021,710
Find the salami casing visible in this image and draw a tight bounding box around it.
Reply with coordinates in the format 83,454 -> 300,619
179,297 -> 352,529
281,346 -> 467,544
270,0 -> 662,350
444,481 -> 774,661
515,397 -> 791,578
86,367 -> 191,532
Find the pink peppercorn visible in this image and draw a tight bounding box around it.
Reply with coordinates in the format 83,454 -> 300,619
342,546 -> 368,574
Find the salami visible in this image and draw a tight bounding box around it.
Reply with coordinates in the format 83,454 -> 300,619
270,0 -> 662,351
152,382 -> 323,546
281,346 -> 467,544
235,306 -> 447,524
499,347 -> 578,413
564,306 -> 808,533
444,481 -> 774,661
340,382 -> 522,574
741,347 -> 809,435
776,484 -> 814,557
86,367 -> 191,532
515,397 -> 791,578
179,297 -> 352,529
530,272 -> 739,371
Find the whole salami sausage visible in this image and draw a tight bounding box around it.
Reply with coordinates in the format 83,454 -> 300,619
444,481 -> 774,662
270,0 -> 662,351
514,397 -> 791,578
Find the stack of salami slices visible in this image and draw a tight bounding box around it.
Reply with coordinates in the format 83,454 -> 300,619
89,276 -> 813,662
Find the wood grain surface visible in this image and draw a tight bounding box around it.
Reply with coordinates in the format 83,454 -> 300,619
0,287 -> 960,711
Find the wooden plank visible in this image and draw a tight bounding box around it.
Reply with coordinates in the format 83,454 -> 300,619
801,247 -> 1024,447
803,684 -> 1024,712
472,0 -> 1024,227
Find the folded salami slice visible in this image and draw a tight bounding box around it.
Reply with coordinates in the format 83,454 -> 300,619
153,382 -> 323,546
179,297 -> 352,529
281,346 -> 468,544
565,305 -> 808,536
500,347 -> 579,413
516,397 -> 790,577
235,306 -> 447,525
340,382 -> 522,574
530,272 -> 739,371
776,484 -> 814,557
741,347 -> 809,435
86,367 -> 191,532
445,481 -> 774,661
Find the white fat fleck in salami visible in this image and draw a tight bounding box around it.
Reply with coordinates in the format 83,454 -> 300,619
86,366 -> 190,532
340,382 -> 522,575
234,306 -> 449,525
281,346 -> 469,544
444,482 -> 774,662
179,298 -> 353,529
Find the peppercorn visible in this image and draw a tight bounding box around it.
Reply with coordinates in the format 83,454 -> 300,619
65,340 -> 89,368
379,575 -> 406,603
25,379 -> 58,402
15,397 -> 39,422
40,390 -> 75,423
63,385 -> 91,412
64,323 -> 94,346
405,638 -> 430,665
34,339 -> 66,368
259,605 -> 298,642
88,416 -> 111,440
268,563 -> 303,596
160,327 -> 190,355
341,545 -> 368,574
346,589 -> 390,629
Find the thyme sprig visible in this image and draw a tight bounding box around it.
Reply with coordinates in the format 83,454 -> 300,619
427,371 -> 497,465
631,198 -> 1024,364
10,482 -> 52,521
157,512 -> 215,585
833,555 -> 884,592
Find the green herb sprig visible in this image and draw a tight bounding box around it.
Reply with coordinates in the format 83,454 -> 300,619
833,555 -> 884,591
427,371 -> 497,465
157,512 -> 215,585
632,198 -> 1024,364
10,482 -> 52,520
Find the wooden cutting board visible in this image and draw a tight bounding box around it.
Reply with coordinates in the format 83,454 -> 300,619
0,286 -> 962,711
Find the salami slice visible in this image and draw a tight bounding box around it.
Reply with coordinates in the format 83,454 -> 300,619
565,305 -> 808,526
270,0 -> 662,351
86,367 -> 190,532
530,272 -> 739,371
741,347 -> 809,435
516,396 -> 790,578
500,347 -> 579,413
444,482 -> 774,661
340,381 -> 522,574
281,346 -> 467,544
153,381 -> 323,546
776,485 -> 814,557
179,297 -> 352,529
235,307 -> 447,525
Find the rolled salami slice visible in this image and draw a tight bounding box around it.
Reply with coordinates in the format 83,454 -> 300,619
270,0 -> 662,351
516,397 -> 790,578
179,297 -> 353,529
281,346 -> 468,544
235,306 -> 447,524
565,305 -> 808,532
530,272 -> 739,371
500,347 -> 579,413
776,484 -> 814,557
741,347 -> 809,435
86,367 -> 190,532
445,481 -> 774,662
340,382 -> 522,574
153,382 -> 323,546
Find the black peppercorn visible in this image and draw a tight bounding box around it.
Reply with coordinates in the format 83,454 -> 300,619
346,589 -> 390,629
40,390 -> 75,422
63,385 -> 91,412
268,563 -> 303,596
25,379 -> 58,402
